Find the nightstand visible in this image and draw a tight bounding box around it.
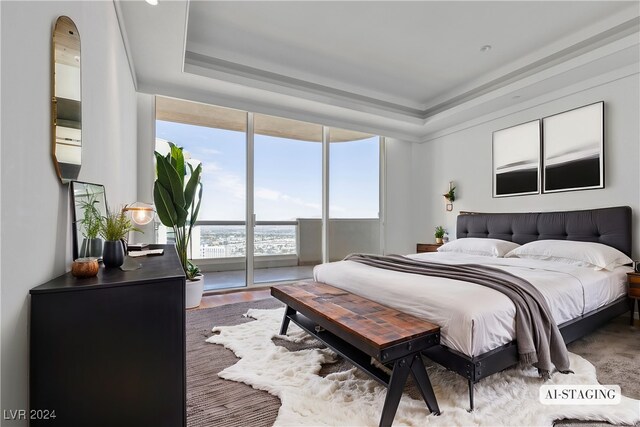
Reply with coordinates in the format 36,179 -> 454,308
416,243 -> 443,253
628,272 -> 640,326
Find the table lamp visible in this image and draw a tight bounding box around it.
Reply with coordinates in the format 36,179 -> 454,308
122,202 -> 155,225
121,202 -> 155,271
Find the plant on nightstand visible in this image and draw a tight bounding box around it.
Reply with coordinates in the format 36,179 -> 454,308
435,226 -> 446,244
154,141 -> 204,309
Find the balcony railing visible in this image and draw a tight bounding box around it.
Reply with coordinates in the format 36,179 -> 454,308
190,220 -> 298,260
158,218 -> 381,266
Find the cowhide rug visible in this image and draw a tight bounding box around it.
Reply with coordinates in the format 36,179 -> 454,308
206,308 -> 640,426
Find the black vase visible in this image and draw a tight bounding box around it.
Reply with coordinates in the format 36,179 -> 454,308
103,240 -> 125,268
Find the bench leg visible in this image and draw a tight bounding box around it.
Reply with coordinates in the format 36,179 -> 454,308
409,354 -> 440,415
468,379 -> 474,412
279,306 -> 296,335
379,357 -> 411,427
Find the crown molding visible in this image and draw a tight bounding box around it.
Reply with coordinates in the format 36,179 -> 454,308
183,16 -> 639,125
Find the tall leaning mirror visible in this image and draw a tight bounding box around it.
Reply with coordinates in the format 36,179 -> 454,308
52,16 -> 82,183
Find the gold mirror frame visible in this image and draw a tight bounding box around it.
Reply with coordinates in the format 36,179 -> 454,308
52,16 -> 82,184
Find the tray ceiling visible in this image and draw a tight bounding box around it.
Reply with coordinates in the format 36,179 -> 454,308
116,1 -> 640,141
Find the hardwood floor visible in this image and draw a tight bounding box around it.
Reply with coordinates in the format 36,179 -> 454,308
194,288 -> 273,309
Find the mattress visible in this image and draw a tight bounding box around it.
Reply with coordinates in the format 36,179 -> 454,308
313,252 -> 629,357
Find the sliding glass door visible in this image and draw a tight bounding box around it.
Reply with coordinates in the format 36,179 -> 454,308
328,129 -> 381,261
156,98 -> 248,291
155,96 -> 383,291
253,114 -> 322,284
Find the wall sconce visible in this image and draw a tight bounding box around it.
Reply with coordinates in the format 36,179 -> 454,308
443,181 -> 456,212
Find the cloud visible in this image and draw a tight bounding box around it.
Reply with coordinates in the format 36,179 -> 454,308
201,162 -> 245,200
200,148 -> 222,156
256,187 -> 320,210
255,188 -> 280,201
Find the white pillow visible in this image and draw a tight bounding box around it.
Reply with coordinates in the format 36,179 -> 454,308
505,240 -> 632,271
437,238 -> 521,257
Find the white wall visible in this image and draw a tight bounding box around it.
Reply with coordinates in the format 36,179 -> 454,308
384,138 -> 415,254
0,1 -> 137,421
412,73 -> 640,258
297,218 -> 381,263
135,93 -> 156,242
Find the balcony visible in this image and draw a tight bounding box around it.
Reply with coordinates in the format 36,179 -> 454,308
175,219 -> 381,291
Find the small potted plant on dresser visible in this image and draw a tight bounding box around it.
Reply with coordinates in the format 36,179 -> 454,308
154,142 -> 204,309
99,209 -> 142,268
434,226 -> 445,244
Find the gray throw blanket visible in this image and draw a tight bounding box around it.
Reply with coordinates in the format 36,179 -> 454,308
344,253 -> 572,378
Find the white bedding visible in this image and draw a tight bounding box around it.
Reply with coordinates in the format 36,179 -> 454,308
313,252 -> 629,357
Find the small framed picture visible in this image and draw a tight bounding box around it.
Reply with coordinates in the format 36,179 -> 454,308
492,120 -> 541,197
542,101 -> 604,193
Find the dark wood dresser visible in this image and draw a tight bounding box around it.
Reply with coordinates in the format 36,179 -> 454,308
29,244 -> 186,427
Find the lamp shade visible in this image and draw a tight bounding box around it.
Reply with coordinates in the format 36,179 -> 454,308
123,202 -> 155,226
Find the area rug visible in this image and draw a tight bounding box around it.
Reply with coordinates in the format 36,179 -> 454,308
206,307 -> 640,427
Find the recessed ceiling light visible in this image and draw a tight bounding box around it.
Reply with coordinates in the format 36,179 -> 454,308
480,45 -> 492,52
145,0 -> 158,5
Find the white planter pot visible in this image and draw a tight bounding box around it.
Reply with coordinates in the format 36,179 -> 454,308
186,275 -> 204,309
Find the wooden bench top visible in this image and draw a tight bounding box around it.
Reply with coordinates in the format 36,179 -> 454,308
271,281 -> 439,351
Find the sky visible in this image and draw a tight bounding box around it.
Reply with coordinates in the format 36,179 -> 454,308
156,120 -> 379,221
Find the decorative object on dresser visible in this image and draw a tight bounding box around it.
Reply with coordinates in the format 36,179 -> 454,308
98,208 -> 142,268
271,282 -> 440,427
542,101 -> 604,193
70,181 -> 107,260
52,16 -> 82,183
30,244 -> 186,427
443,181 -> 456,211
628,272 -> 640,325
122,201 -> 155,226
154,141 -> 204,308
492,119 -> 541,197
434,225 -> 445,244
70,257 -> 99,278
416,243 -> 442,253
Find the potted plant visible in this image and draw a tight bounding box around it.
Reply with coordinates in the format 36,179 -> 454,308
153,142 -> 204,308
99,208 -> 142,268
443,186 -> 456,203
78,193 -> 103,258
434,226 -> 445,244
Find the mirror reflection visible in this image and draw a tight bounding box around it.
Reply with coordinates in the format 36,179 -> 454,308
52,16 -> 82,183
71,181 -> 107,260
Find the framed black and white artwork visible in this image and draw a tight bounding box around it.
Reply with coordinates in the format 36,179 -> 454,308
542,101 -> 604,193
492,120 -> 541,197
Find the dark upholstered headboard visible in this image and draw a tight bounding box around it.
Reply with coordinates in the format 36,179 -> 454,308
456,206 -> 632,256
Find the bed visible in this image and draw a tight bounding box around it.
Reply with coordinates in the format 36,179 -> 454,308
313,206 -> 633,410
